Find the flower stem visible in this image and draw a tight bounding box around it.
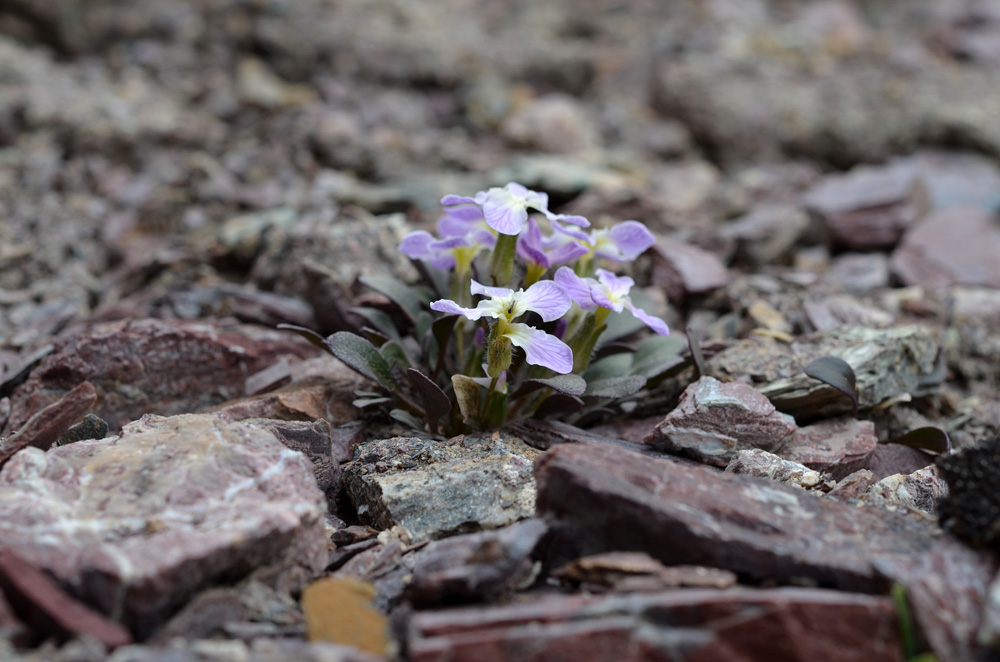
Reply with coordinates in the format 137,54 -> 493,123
489,233 -> 518,287
567,308 -> 609,373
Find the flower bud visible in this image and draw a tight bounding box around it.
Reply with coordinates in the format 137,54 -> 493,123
487,335 -> 513,378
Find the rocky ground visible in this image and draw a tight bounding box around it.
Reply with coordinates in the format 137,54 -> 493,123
1,0 -> 1000,660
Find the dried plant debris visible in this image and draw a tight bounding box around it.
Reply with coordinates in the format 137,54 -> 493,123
936,440 -> 1000,548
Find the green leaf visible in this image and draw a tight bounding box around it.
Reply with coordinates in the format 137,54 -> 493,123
277,324 -> 333,354
325,331 -> 400,391
804,355 -> 858,414
390,408 -> 427,432
584,375 -> 646,398
380,340 -> 411,371
886,427 -> 951,455
359,275 -> 428,324
350,307 -> 402,344
407,368 -> 451,433
583,354 -> 632,382
452,374 -> 481,425
513,374 -> 587,398
686,326 -> 707,381
629,334 -> 688,379
352,396 -> 393,408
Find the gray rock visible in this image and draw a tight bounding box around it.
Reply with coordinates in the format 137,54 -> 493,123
0,413 -> 327,637
725,449 -> 823,489
344,433 -> 539,543
864,466 -> 949,517
824,253 -> 891,294
650,236 -> 730,302
709,325 -> 938,421
780,416 -> 878,480
719,203 -> 809,267
500,94 -> 598,155
892,206 -> 1000,289
645,377 -> 798,466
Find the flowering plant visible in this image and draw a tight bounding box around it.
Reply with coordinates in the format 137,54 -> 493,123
284,183 -> 685,434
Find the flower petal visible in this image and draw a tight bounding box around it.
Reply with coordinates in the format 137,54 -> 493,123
546,239 -> 589,265
549,216 -> 591,243
470,279 -> 513,299
441,194 -> 477,206
504,323 -> 573,374
483,198 -> 527,235
543,211 -> 590,228
591,286 -> 626,313
518,279 -> 571,322
599,220 -> 655,261
430,299 -> 485,320
625,300 -> 670,336
399,231 -> 435,259
554,267 -> 597,310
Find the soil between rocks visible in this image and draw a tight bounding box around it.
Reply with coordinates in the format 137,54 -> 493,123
1,1 -> 1000,661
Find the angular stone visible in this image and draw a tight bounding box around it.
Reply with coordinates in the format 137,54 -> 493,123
0,413 -> 327,637
869,443 -> 935,481
719,203 -> 808,267
645,377 -> 797,466
709,325 -> 938,421
344,433 -> 539,543
552,552 -> 737,591
824,252 -> 890,294
803,161 -> 929,250
827,469 -> 876,501
403,519 -> 547,607
0,381 -> 96,470
892,207 -> 1000,289
649,236 -> 729,302
865,466 -> 948,517
2,318 -> 319,434
780,416 -> 878,480
536,443 -> 939,592
409,588 -> 903,662
250,419 -> 342,514
726,449 -> 823,489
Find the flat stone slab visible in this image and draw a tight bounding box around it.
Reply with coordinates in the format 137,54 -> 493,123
0,413 -> 327,637
409,587 -> 903,662
344,433 -> 539,543
707,325 -> 938,420
780,416 -> 878,480
645,376 -> 797,466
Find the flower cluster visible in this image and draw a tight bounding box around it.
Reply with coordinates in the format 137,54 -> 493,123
396,182 -> 669,429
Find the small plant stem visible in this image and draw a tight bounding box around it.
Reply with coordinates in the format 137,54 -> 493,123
523,263 -> 546,287
489,233 -> 518,287
567,308 -> 609,373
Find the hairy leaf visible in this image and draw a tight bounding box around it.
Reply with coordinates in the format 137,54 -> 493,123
630,335 -> 687,379
514,374 -> 587,398
584,375 -> 647,398
583,354 -> 632,382
350,307 -> 402,344
359,275 -> 428,323
407,368 -> 451,424
452,374 -> 481,425
277,324 -> 332,354
804,355 -> 858,414
886,427 -> 952,455
352,396 -> 393,409
379,340 -> 411,370
326,331 -> 399,391
390,408 -> 427,432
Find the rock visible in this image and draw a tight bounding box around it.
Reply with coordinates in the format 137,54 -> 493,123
906,150 -> 1000,213
301,577 -> 392,657
237,57 -> 317,110
0,550 -> 132,650
552,552 -> 737,591
708,325 -> 938,421
403,519 -> 546,607
645,377 -> 798,466
725,449 -> 823,489
0,413 -> 327,637
344,433 -> 539,543
823,253 -> 891,294
892,206 -> 1000,289
945,287 -> 1000,386
864,466 -> 948,517
408,587 -> 903,662
936,440 -> 1000,548
827,469 -> 876,501
0,381 -> 96,470
981,570 -> 1000,652
500,94 -> 597,154
869,443 -> 935,481
2,318 -> 319,435
803,295 -> 894,332
719,203 -> 809,267
649,236 -> 730,302
802,162 -> 929,250
250,419 -> 342,515
779,416 -> 878,480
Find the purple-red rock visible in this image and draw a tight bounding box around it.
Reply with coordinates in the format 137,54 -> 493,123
827,469 -> 876,501
803,161 -> 929,250
0,550 -> 132,650
0,413 -> 327,638
250,418 -> 342,514
726,448 -> 823,489
869,443 -> 935,481
650,236 -> 729,302
2,318 -> 320,435
0,381 -> 96,470
645,376 -> 797,466
408,588 -> 903,662
891,206 -> 1000,289
779,416 -> 878,480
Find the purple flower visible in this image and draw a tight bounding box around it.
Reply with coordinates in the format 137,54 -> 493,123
554,267 -> 669,336
445,183 -> 589,237
430,279 -> 574,373
516,218 -> 589,270
399,205 -> 496,272
551,219 -> 655,262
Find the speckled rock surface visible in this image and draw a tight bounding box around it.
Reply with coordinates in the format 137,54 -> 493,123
344,433 -> 539,543
726,448 -> 823,489
645,376 -> 797,466
0,413 -> 327,638
865,466 -> 949,517
780,416 -> 878,480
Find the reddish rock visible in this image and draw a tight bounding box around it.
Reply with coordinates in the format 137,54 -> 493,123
827,469 -> 876,501
0,381 -> 96,470
650,236 -> 729,302
803,161 -> 929,250
409,588 -> 903,662
865,466 -> 949,517
868,443 -> 934,481
2,318 -> 320,435
726,449 -> 823,489
891,207 -> 1000,289
645,377 -> 797,466
0,413 -> 327,638
0,550 -> 132,650
251,418 -> 343,514
780,416 -> 878,480
552,552 -> 737,591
